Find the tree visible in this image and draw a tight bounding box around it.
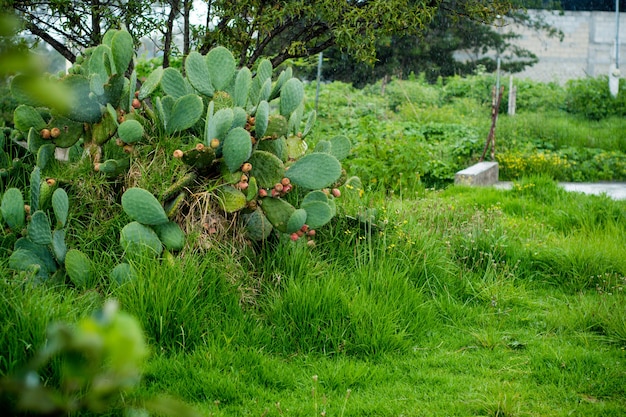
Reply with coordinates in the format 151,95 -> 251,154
307,1 -> 564,86
2,0 -> 514,70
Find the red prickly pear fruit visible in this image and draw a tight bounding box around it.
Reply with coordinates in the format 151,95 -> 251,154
274,183 -> 284,192
173,149 -> 184,158
50,127 -> 61,138
332,188 -> 341,198
281,177 -> 290,186
300,224 -> 309,232
134,91 -> 140,98
46,178 -> 56,186
271,189 -> 281,198
307,229 -> 316,237
290,233 -> 299,241
258,188 -> 268,198
282,184 -> 292,193
132,98 -> 141,109
41,128 -> 51,139
210,138 -> 220,148
238,181 -> 249,190
241,162 -> 252,173
195,143 -> 205,151
296,230 -> 304,237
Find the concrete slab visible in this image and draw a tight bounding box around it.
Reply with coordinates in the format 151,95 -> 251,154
455,162 -> 499,186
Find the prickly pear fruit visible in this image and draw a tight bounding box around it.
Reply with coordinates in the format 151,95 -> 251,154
121,187 -> 169,225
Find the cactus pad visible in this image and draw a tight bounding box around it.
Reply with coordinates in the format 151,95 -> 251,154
122,187 -> 169,225
1,188 -> 25,231
279,78 -> 304,117
14,105 -> 47,133
285,153 -> 341,189
52,188 -> 69,228
254,100 -> 269,138
27,210 -> 52,245
223,127 -> 252,172
185,50 -> 214,96
51,229 -> 67,264
153,221 -> 185,251
110,262 -> 138,284
329,135 -> 352,161
248,151 -> 285,188
243,209 -> 273,241
259,196 -> 295,233
216,185 -> 247,213
265,115 -> 288,139
301,200 -> 333,229
138,66 -> 163,100
166,94 -> 204,134
65,249 -> 92,288
286,208 -> 307,234
161,67 -> 188,99
120,221 -> 163,257
206,46 -> 236,91
118,119 -> 144,144
234,67 -> 252,107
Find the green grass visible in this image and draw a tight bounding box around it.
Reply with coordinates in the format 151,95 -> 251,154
3,177 -> 626,416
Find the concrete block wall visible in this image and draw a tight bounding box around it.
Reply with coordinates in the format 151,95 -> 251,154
498,10 -> 626,83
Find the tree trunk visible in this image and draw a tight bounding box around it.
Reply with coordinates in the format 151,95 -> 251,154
162,0 -> 179,69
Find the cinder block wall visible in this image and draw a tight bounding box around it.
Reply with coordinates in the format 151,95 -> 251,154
494,10 -> 626,83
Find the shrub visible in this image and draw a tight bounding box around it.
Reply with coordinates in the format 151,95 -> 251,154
565,76 -> 626,120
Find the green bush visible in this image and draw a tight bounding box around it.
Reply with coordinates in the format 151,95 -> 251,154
565,76 -> 626,120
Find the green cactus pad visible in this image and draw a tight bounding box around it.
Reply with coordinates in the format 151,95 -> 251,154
216,185 -> 247,213
96,158 -> 131,177
259,196 -> 295,233
285,134 -> 308,159
265,114 -> 288,139
232,107 -> 248,129
153,221 -> 185,251
257,137 -> 288,161
180,146 -> 216,169
161,67 -> 188,99
279,78 -> 304,117
110,262 -> 138,284
30,167 -> 41,211
128,69 -> 137,111
246,176 -> 258,202
87,44 -> 111,82
118,119 -> 144,144
329,135 -> 352,161
270,67 -> 292,100
101,73 -> 125,108
259,78 -> 272,103
49,116 -> 84,148
27,126 -> 46,154
27,210 -> 52,245
302,190 -> 329,205
302,110 -> 316,137
314,140 -> 332,154
138,66 -> 163,100
248,151 -> 285,188
61,75 -> 102,123
234,67 -> 252,107
164,191 -> 187,219
1,188 -> 25,231
166,94 -> 204,134
9,249 -> 46,277
285,153 -> 341,189
51,229 -> 67,264
39,178 -> 58,211
36,143 -> 56,170
254,100 -> 269,138
301,200 -> 333,229
206,107 -> 234,143
120,221 -> 163,257
15,237 -> 57,274
207,46 -> 236,91
14,105 -> 47,133
65,249 -> 92,288
243,209 -> 273,241
249,59 -> 272,106
288,103 -> 304,135
122,187 -> 169,225
109,29 -> 134,74
223,127 -> 252,173
163,172 -> 196,201
52,188 -> 69,229
185,50 -> 214,96
286,208 -> 307,234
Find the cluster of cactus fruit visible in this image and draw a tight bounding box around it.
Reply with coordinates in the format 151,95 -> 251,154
6,27 -> 359,250
0,167 -> 92,286
9,28 -> 144,174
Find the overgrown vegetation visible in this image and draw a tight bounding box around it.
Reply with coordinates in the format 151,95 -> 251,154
1,26 -> 626,417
